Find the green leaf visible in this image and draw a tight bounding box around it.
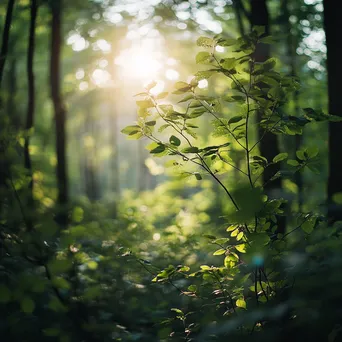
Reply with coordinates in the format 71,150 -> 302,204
235,244 -> 246,253
296,150 -> 305,160
263,57 -> 277,72
203,234 -> 216,240
301,220 -> 314,234
227,225 -> 238,232
306,146 -> 319,158
236,232 -> 244,241
145,81 -> 157,90
273,153 -> 288,163
213,249 -> 226,256
21,297 -> 35,314
145,120 -> 156,126
224,256 -> 231,268
188,285 -> 197,292
155,91 -> 168,99
171,308 -> 184,315
182,147 -> 199,153
159,104 -> 174,114
121,125 -> 141,135
236,298 -> 246,309
253,25 -> 266,36
196,51 -> 211,64
217,38 -> 237,46
194,69 -> 218,81
214,238 -> 229,244
151,144 -> 166,154
173,81 -> 192,94
229,116 -> 243,124
197,37 -> 215,48
287,159 -> 299,166
158,124 -> 170,132
189,100 -> 203,108
170,135 -> 181,146
221,58 -> 237,70
136,99 -> 154,108
194,172 -> 202,180
259,35 -> 275,44
190,108 -> 207,118
178,94 -> 194,103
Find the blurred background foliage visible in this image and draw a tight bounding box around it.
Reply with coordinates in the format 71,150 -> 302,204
1,0 -> 341,341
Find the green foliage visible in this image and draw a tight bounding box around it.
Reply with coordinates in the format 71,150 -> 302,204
120,29 -> 342,341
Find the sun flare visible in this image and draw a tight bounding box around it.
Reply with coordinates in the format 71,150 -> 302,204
115,46 -> 163,82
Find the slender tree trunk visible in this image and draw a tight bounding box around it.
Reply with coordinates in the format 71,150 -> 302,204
281,0 -> 303,210
232,0 -> 246,35
137,139 -> 147,192
108,90 -> 119,215
49,0 -> 68,225
249,0 -> 285,232
323,0 -> 342,222
108,88 -> 119,195
250,0 -> 280,187
7,58 -> 17,126
0,0 -> 15,89
24,0 -> 38,195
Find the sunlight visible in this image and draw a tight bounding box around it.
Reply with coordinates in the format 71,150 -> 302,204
115,46 -> 163,82
91,69 -> 111,86
148,81 -> 165,95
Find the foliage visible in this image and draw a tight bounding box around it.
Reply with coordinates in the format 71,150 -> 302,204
1,1 -> 341,342
122,28 -> 342,341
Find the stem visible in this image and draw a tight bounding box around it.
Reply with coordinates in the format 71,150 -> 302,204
151,97 -> 240,211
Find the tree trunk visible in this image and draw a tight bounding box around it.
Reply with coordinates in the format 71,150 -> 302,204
108,89 -> 119,216
0,0 -> 15,89
49,0 -> 68,225
249,0 -> 284,232
233,0 -> 246,36
24,0 -> 38,195
281,0 -> 303,210
7,59 -> 18,127
323,0 -> 342,222
84,109 -> 99,202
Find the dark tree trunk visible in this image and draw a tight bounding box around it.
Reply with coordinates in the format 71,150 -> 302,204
22,0 -> 38,231
323,0 -> 342,222
7,58 -> 18,126
233,0 -> 246,35
0,0 -> 15,88
281,0 -> 303,210
50,0 -> 68,225
24,0 -> 38,194
249,0 -> 284,232
250,0 -> 280,187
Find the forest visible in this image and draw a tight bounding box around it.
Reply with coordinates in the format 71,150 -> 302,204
0,0 -> 342,341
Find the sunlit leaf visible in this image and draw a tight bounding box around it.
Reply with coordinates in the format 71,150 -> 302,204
236,298 -> 246,309
273,153 -> 288,163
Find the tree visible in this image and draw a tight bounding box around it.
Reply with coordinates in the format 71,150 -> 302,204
49,0 -> 68,225
24,0 -> 38,227
0,0 -> 15,89
323,0 -> 342,222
